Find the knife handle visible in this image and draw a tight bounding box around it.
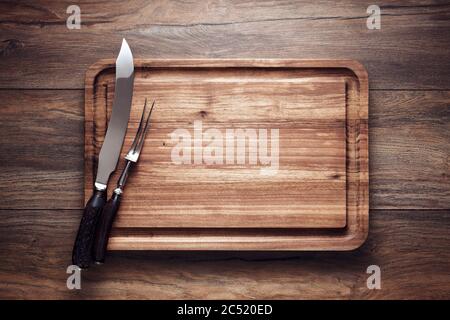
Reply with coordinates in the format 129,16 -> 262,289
72,189 -> 106,268
92,191 -> 121,264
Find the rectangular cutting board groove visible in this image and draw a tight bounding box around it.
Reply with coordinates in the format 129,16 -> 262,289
85,59 -> 369,251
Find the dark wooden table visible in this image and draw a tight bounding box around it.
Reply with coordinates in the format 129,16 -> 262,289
0,0 -> 449,299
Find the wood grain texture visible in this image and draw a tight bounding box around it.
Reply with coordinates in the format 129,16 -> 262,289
0,209 -> 448,299
91,67 -> 348,229
83,59 -> 368,249
370,91 -> 450,209
0,90 -> 447,211
0,0 -> 449,299
0,90 -> 84,209
0,0 -> 449,89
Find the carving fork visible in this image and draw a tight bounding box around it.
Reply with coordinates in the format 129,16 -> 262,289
92,99 -> 155,263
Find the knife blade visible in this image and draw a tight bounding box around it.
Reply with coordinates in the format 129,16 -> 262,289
72,39 -> 134,268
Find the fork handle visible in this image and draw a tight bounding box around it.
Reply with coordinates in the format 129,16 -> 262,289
72,189 -> 106,268
92,191 -> 121,263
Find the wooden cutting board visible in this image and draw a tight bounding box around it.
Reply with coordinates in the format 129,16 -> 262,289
85,59 -> 368,251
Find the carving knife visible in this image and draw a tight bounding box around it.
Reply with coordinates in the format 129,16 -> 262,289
72,39 -> 134,268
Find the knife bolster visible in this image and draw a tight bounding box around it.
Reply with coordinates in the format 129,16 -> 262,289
94,182 -> 107,191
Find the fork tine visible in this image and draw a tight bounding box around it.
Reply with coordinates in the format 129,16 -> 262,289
129,98 -> 148,154
126,99 -> 155,162
134,100 -> 155,154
